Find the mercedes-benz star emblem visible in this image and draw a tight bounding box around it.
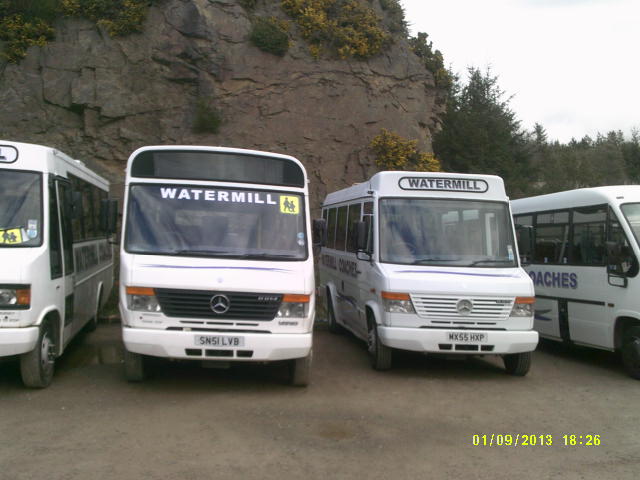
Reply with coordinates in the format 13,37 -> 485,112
210,294 -> 230,314
456,299 -> 473,316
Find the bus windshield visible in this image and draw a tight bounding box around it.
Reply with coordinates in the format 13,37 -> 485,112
0,170 -> 42,247
379,198 -> 517,267
124,184 -> 307,260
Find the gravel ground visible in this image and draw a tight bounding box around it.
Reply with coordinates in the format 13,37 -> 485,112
0,322 -> 638,480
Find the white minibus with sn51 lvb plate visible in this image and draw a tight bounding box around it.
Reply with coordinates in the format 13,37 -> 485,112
0,140 -> 117,388
317,171 -> 538,375
119,146 -> 315,385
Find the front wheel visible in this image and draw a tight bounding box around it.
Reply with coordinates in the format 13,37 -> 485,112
288,351 -> 312,387
367,321 -> 392,370
124,349 -> 146,382
503,351 -> 532,376
20,321 -> 55,388
621,326 -> 640,379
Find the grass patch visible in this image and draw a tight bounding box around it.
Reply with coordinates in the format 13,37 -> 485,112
250,16 -> 290,56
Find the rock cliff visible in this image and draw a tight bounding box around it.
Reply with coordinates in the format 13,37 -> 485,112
0,0 -> 443,209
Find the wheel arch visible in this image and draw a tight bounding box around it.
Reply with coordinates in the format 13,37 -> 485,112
37,307 -> 63,356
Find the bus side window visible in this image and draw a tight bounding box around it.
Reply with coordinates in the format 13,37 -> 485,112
534,211 -> 570,264
326,208 -> 337,249
514,215 -> 533,264
346,203 -> 362,253
335,206 -> 348,251
572,206 -> 606,266
49,181 -> 63,279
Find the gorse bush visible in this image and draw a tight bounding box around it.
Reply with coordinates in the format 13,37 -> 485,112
250,16 -> 290,56
281,0 -> 389,59
371,129 -> 441,172
0,0 -> 154,62
61,0 -> 153,37
378,0 -> 406,33
0,14 -> 55,62
409,32 -> 453,90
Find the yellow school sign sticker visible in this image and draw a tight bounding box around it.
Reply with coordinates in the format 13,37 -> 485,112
0,228 -> 23,244
280,196 -> 300,215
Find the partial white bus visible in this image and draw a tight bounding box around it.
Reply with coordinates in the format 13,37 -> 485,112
318,171 -> 538,375
119,146 -> 315,385
512,186 -> 640,379
0,140 -> 117,387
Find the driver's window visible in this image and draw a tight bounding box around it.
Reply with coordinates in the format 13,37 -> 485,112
607,208 -> 638,276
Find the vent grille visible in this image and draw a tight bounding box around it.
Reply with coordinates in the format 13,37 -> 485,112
155,289 -> 281,321
411,295 -> 513,321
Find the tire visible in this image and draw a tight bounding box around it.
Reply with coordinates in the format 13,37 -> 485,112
503,351 -> 532,376
124,349 -> 146,382
288,351 -> 312,387
367,320 -> 392,370
326,291 -> 341,334
20,320 -> 55,388
621,326 -> 640,380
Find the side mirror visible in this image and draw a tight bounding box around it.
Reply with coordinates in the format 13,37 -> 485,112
356,221 -> 367,252
100,199 -> 119,235
313,218 -> 327,247
516,225 -> 534,265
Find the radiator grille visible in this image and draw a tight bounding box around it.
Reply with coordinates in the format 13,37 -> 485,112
155,289 -> 281,321
410,295 -> 513,321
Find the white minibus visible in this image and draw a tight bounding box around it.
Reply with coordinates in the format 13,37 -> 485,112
0,140 -> 117,387
119,146 -> 315,385
318,171 -> 538,375
512,186 -> 640,379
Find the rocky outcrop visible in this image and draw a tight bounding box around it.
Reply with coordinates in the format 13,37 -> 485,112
0,0 -> 443,209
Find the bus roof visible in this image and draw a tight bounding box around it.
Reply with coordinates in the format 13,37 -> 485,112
322,171 -> 507,206
0,139 -> 109,188
512,186 -> 640,214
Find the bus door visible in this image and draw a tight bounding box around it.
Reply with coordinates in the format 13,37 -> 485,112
56,180 -> 76,346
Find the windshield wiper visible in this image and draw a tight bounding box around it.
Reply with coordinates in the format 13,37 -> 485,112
467,259 -> 514,266
411,258 -> 462,264
171,250 -> 300,260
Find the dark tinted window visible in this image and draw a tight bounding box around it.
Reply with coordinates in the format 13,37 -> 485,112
335,206 -> 348,251
571,206 -> 606,265
346,203 -> 362,253
326,208 -> 337,249
49,181 -> 62,278
534,211 -> 570,264
131,150 -> 305,188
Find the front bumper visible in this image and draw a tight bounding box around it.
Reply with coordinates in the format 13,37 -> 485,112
378,327 -> 539,354
0,327 -> 39,357
123,327 -> 312,361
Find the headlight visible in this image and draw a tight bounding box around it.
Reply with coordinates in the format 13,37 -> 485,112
277,294 -> 310,318
126,286 -> 161,312
381,291 -> 415,314
510,297 -> 534,317
0,286 -> 30,308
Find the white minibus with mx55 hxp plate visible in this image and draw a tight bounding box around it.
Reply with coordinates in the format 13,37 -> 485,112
318,171 -> 538,375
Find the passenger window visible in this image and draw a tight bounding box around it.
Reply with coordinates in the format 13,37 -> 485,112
346,203 -> 362,253
326,208 -> 337,249
571,206 -> 606,265
335,206 -> 348,251
49,182 -> 63,279
534,211 -> 570,264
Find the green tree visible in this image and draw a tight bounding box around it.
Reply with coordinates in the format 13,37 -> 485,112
433,67 -> 531,196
